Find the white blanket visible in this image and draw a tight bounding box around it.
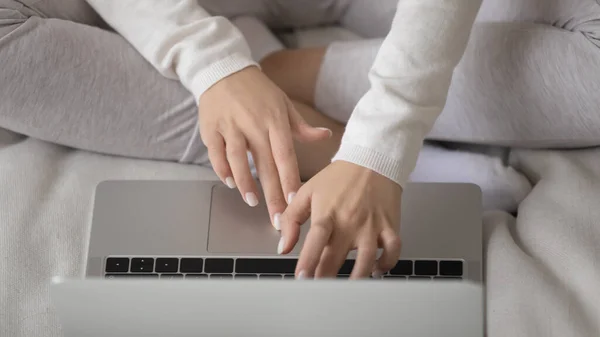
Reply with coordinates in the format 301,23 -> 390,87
486,148 -> 600,336
0,128 -> 598,337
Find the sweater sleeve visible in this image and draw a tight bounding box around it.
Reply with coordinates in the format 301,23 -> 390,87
85,0 -> 257,103
332,0 -> 482,188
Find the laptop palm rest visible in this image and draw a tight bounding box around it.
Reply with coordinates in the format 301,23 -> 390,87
208,185 -> 310,255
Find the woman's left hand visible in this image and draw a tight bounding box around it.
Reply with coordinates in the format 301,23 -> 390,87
278,161 -> 403,279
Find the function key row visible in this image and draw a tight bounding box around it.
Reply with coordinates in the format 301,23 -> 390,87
104,273 -> 462,281
105,274 -> 295,280
105,257 -> 464,277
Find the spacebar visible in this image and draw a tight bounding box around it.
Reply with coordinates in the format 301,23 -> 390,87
235,259 -> 297,274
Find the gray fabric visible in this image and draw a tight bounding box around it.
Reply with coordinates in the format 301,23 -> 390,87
197,0 -> 352,30
3,0 -> 600,165
0,0 -> 384,166
316,0 -> 600,148
0,129 -> 598,337
0,0 -> 208,166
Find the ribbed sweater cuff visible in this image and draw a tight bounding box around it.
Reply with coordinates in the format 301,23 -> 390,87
189,53 -> 258,104
332,142 -> 421,188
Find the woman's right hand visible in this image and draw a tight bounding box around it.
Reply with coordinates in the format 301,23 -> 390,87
198,66 -> 332,227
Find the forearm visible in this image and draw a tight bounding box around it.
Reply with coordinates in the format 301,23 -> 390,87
86,0 -> 257,102
333,0 -> 483,187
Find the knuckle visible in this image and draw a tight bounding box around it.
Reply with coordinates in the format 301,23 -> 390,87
336,208 -> 366,228
247,119 -> 266,133
312,215 -> 334,232
226,145 -> 247,158
255,162 -> 275,178
199,130 -> 216,145
335,212 -> 353,226
386,234 -> 402,250
216,118 -> 234,134
273,143 -> 295,161
271,109 -> 289,126
379,259 -> 397,271
246,135 -> 270,153
200,134 -> 211,146
266,194 -> 286,208
207,153 -> 227,168
206,144 -> 223,157
362,244 -> 378,256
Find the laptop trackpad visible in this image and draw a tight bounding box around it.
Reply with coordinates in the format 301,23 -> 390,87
207,185 -> 309,255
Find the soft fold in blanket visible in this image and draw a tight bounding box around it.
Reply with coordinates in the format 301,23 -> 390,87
1,126 -> 599,336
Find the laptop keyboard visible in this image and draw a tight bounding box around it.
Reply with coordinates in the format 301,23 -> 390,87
104,257 -> 464,280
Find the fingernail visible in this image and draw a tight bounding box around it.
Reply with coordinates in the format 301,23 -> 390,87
224,177 -> 236,189
317,127 -> 333,138
371,269 -> 383,279
245,192 -> 258,207
296,270 -> 305,280
287,192 -> 296,205
273,213 -> 281,231
277,237 -> 285,255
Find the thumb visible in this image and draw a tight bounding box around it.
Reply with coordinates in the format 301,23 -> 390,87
278,184 -> 312,255
288,102 -> 332,143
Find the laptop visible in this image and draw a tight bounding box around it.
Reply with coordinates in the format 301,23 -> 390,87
50,180 -> 484,336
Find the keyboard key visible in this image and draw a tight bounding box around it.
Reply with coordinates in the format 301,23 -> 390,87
105,258 -> 129,273
414,260 -> 438,276
390,260 -> 413,276
259,274 -> 282,279
160,274 -> 183,280
408,276 -> 432,281
336,275 -> 350,279
338,260 -> 355,274
383,276 -> 407,280
105,274 -> 158,279
210,274 -> 233,280
130,258 -> 154,273
204,259 -> 234,273
283,275 -> 296,279
235,258 -> 297,274
439,261 -> 463,276
185,274 -> 208,279
235,274 -> 258,279
180,258 -> 204,273
155,258 -> 179,273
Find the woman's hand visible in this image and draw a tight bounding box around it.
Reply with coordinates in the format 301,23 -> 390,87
198,66 -> 332,224
278,161 -> 403,279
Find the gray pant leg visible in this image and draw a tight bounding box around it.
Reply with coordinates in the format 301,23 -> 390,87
339,0 -> 398,38
430,20 -> 600,148
0,0 -> 207,164
18,0 -> 105,26
319,0 -> 600,148
199,0 -> 351,29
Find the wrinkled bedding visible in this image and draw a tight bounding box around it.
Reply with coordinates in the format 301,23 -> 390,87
0,125 -> 599,336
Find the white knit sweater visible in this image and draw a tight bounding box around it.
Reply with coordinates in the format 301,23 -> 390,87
86,0 -> 482,188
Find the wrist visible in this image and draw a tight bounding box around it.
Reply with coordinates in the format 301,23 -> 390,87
191,54 -> 258,105
332,142 -> 418,189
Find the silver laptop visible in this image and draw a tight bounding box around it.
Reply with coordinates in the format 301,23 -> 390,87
50,180 -> 484,336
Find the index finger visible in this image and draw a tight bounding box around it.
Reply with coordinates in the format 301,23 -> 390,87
295,218 -> 333,279
269,125 -> 301,205
250,139 -> 287,226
